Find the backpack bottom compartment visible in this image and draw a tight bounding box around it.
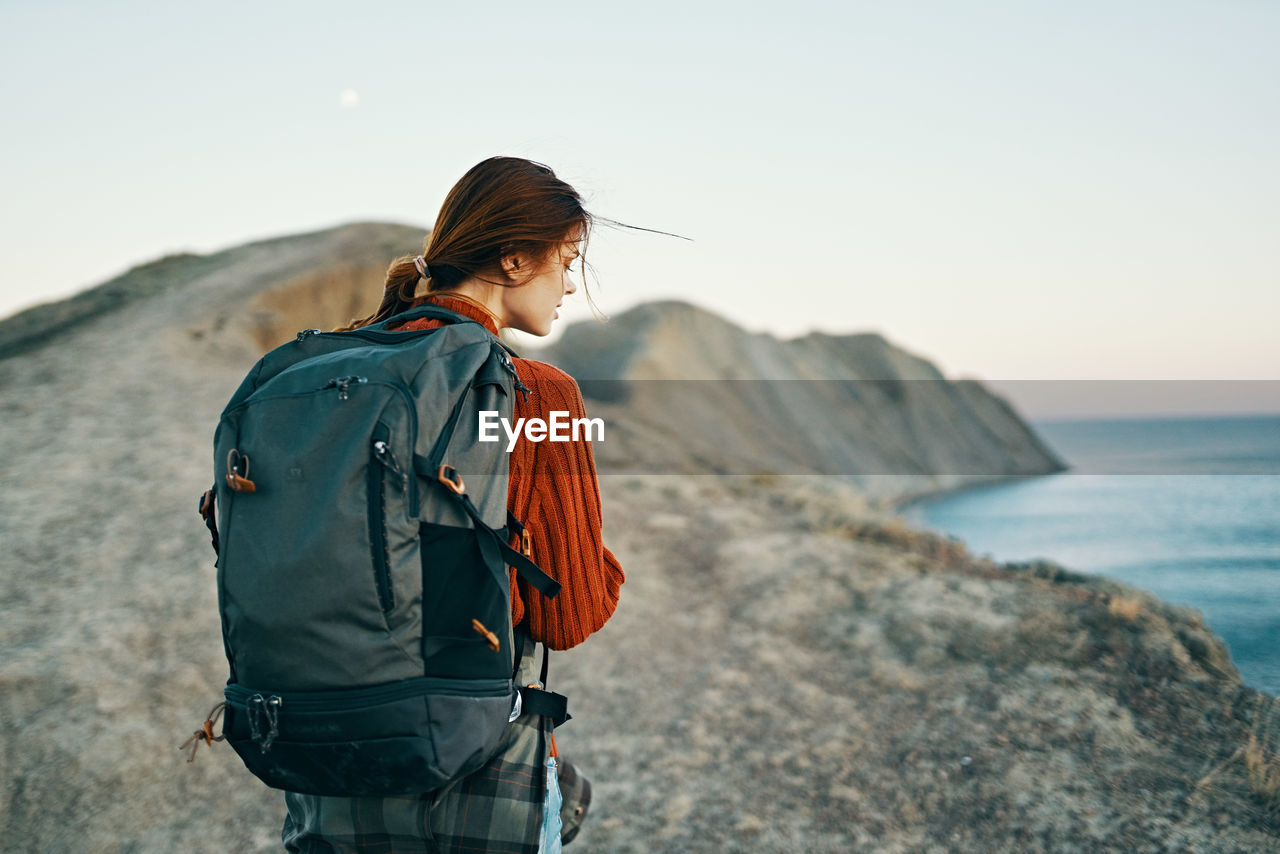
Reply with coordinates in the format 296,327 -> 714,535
223,677 -> 516,796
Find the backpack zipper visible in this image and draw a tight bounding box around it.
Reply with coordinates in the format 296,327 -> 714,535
300,328 -> 445,345
368,423 -> 394,613
323,375 -> 368,401
373,440 -> 408,493
492,342 -> 531,400
244,693 -> 282,752
224,676 -> 513,711
382,382 -> 419,517
224,380 -> 420,517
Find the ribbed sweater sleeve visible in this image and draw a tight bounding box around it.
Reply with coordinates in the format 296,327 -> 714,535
506,358 -> 624,650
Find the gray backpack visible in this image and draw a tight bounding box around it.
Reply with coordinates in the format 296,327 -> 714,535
199,304 -> 566,796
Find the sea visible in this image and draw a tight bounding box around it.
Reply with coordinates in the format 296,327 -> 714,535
900,414 -> 1280,696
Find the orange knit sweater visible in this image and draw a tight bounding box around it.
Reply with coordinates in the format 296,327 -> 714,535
393,293 -> 624,650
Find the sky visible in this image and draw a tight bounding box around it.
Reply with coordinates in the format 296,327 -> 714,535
2,1 -> 1277,416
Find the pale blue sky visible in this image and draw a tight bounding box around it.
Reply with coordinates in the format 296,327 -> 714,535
3,1 -> 1277,410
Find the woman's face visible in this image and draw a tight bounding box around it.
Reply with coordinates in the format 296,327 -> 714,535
498,238 -> 581,336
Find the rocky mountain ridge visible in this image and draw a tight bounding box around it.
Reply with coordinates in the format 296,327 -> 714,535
537,299 -> 1064,500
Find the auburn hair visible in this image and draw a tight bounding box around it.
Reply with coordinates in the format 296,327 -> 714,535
342,157 -> 592,330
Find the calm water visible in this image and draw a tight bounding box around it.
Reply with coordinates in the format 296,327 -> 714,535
901,415 -> 1280,695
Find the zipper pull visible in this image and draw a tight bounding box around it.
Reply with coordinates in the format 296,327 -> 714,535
471,618 -> 501,652
225,449 -> 256,493
373,440 -> 409,493
296,328 -> 323,342
494,345 -> 531,402
247,694 -> 283,753
262,695 -> 282,752
324,375 -> 367,401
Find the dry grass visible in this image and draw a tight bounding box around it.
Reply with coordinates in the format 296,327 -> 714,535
1108,595 -> 1144,622
1194,693 -> 1280,820
821,513 -> 972,564
1245,695 -> 1280,814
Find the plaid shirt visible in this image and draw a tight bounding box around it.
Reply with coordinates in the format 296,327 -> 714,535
282,710 -> 551,854
281,639 -> 557,854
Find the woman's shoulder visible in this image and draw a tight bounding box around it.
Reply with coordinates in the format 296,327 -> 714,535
509,356 -> 578,386
508,357 -> 587,412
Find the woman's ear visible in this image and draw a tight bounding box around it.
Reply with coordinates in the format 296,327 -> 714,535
499,251 -> 524,283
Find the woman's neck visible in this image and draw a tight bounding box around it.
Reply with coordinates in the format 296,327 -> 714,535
423,288 -> 504,334
428,288 -> 501,320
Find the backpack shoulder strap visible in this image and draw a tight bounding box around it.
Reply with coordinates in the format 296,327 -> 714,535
369,303 -> 525,360
511,624 -> 571,728
366,303 -> 471,331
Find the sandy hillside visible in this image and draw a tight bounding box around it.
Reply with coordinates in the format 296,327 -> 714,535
1,223 -> 1276,852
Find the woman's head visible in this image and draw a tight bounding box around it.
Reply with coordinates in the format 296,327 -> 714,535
346,157 -> 591,332
487,235 -> 581,337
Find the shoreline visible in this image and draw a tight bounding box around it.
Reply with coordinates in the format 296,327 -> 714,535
889,467 -> 1071,514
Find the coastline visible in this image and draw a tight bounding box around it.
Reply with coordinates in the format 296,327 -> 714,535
889,466 -> 1072,514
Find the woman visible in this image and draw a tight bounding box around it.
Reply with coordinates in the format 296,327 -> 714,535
282,157 -> 624,853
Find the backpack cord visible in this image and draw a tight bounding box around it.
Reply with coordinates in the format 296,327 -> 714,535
178,702 -> 227,763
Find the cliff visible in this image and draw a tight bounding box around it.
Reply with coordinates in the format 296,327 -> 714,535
0,222 -> 1274,852
537,299 -> 1064,500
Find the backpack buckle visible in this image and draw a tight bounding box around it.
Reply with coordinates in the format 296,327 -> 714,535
520,528 -> 533,557
437,465 -> 466,495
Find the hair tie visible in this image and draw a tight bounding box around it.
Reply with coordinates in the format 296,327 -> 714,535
413,256 -> 430,279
